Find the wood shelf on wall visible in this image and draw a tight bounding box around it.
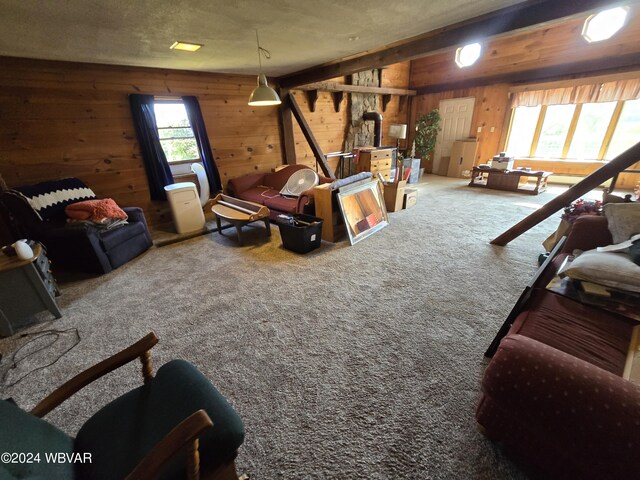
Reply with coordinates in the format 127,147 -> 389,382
294,82 -> 416,113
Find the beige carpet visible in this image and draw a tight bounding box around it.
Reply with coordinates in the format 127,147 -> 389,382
0,176 -> 586,479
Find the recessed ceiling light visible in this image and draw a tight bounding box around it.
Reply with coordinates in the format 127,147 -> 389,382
582,7 -> 628,43
455,42 -> 482,68
170,41 -> 203,52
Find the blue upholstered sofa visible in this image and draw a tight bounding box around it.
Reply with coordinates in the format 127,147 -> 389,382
0,178 -> 152,274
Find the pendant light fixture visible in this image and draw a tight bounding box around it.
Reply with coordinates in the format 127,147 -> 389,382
248,30 -> 281,106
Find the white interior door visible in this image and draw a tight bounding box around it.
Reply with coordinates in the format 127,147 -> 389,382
434,97 -> 475,174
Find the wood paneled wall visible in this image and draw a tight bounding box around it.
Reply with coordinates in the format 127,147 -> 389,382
0,57 -> 282,227
409,84 -> 510,168
291,63 -> 411,173
0,58 -> 413,229
410,9 -> 640,88
412,83 -> 640,188
409,12 -> 640,189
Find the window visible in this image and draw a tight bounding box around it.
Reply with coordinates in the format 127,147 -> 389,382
505,98 -> 640,161
153,101 -> 199,164
606,98 -> 640,159
536,104 -> 576,158
505,105 -> 540,157
567,102 -> 617,159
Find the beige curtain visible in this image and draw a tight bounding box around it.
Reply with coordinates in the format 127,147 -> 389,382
511,79 -> 640,107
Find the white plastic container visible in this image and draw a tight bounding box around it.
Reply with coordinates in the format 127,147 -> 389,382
491,155 -> 514,170
164,182 -> 205,234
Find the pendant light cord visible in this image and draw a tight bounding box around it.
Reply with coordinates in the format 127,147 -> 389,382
255,29 -> 271,71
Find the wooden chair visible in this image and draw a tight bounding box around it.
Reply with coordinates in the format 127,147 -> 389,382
0,332 -> 244,480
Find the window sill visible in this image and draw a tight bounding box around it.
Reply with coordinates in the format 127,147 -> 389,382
513,158 -> 608,164
169,161 -> 202,176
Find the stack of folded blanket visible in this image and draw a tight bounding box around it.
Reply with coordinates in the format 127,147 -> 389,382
65,198 -> 128,229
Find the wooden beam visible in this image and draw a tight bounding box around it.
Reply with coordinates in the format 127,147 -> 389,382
278,0 -> 618,88
331,91 -> 344,112
381,95 -> 392,112
491,141 -> 640,246
295,82 -> 416,96
278,89 -> 296,165
305,90 -> 319,112
415,52 -> 640,95
287,94 -> 335,179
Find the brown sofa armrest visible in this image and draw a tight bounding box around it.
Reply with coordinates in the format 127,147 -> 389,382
479,334 -> 640,477
296,188 -> 317,213
226,172 -> 266,196
561,215 -> 612,254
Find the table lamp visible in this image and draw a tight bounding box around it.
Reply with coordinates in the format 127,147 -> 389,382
389,124 -> 407,151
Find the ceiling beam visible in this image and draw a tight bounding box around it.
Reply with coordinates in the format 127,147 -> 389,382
294,82 -> 416,96
415,52 -> 640,95
278,0 -> 621,88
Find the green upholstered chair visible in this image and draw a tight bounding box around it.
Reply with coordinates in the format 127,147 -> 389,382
0,333 -> 245,480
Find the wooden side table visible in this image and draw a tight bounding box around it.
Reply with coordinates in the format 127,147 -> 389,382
0,243 -> 61,337
210,194 -> 271,246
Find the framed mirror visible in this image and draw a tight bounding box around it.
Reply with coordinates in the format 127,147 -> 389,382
337,180 -> 389,245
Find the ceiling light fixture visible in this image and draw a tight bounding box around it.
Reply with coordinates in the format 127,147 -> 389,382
455,42 -> 482,68
248,30 -> 281,107
169,41 -> 203,52
582,6 -> 628,43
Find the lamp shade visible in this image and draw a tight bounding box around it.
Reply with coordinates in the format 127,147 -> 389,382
389,124 -> 407,140
248,73 -> 281,106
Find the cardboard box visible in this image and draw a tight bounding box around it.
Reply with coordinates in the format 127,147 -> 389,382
383,180 -> 407,213
403,188 -> 417,209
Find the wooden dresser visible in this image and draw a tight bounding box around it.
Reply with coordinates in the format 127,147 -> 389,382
355,148 -> 394,182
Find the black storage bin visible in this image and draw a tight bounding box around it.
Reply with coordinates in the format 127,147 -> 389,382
277,213 -> 323,254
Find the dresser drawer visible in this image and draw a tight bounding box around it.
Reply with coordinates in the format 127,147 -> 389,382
34,250 -> 59,295
369,149 -> 393,160
370,159 -> 392,170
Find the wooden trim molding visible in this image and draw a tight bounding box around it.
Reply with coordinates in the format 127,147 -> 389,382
295,82 -> 416,96
415,52 -> 640,95
561,104 -> 582,158
599,100 -> 625,159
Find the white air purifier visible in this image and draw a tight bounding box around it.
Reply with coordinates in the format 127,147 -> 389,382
164,182 -> 205,234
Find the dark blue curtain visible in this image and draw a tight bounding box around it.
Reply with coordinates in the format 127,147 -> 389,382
129,94 -> 174,201
182,96 -> 222,193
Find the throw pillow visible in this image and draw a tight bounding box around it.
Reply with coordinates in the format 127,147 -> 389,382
65,198 -> 127,224
603,203 -> 640,244
563,249 -> 640,293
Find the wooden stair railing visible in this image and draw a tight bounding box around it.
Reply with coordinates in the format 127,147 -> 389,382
491,141 -> 640,246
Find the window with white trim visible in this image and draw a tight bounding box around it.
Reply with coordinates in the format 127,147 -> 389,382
505,98 -> 640,161
153,101 -> 200,164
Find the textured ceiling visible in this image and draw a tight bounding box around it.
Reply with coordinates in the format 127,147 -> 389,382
0,0 -> 525,76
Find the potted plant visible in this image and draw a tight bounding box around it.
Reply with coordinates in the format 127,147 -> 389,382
414,109 -> 441,173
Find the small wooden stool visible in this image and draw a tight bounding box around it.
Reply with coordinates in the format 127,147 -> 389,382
210,194 -> 271,245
